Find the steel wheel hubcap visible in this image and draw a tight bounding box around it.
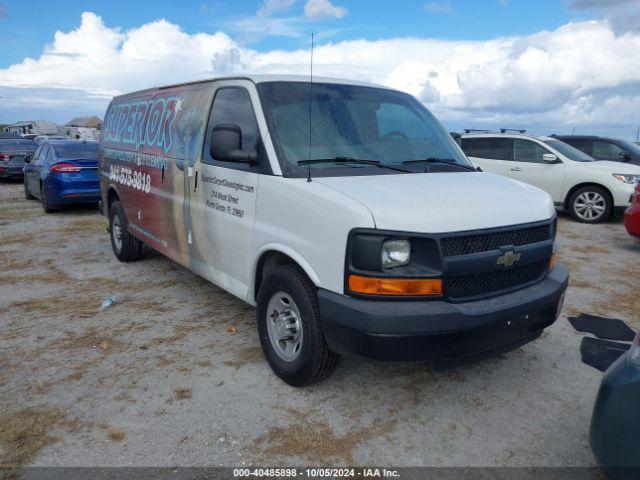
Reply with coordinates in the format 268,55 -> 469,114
574,192 -> 606,221
112,215 -> 123,252
266,291 -> 303,362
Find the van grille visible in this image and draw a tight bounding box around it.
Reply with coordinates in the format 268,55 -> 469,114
441,224 -> 552,257
445,260 -> 549,300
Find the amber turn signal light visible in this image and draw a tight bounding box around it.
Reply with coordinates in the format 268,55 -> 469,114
349,275 -> 443,296
549,253 -> 557,271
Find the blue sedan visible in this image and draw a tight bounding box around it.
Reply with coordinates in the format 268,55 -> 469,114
590,329 -> 640,479
23,140 -> 101,212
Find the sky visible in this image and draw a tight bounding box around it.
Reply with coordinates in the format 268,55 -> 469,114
0,0 -> 639,139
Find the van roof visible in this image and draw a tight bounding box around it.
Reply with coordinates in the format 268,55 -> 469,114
112,75 -> 392,101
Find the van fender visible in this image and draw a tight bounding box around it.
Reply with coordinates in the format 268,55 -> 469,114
249,243 -> 322,305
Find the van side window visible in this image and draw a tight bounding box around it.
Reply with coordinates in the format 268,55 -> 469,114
204,87 -> 260,166
512,139 -> 553,163
461,138 -> 509,160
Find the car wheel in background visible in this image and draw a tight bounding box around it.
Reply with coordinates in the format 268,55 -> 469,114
257,264 -> 340,386
569,186 -> 612,224
24,179 -> 34,200
109,201 -> 144,262
41,184 -> 55,213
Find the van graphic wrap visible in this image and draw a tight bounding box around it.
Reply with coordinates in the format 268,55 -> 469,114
175,107 -> 204,263
101,85 -> 215,263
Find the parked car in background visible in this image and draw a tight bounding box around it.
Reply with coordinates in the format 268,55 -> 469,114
34,135 -> 68,144
0,132 -> 24,140
590,328 -> 640,479
0,138 -> 38,179
624,183 -> 640,238
23,140 -> 100,212
461,131 -> 640,223
552,135 -> 640,166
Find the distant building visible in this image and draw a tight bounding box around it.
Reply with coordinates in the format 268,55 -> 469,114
66,116 -> 102,130
4,120 -> 58,135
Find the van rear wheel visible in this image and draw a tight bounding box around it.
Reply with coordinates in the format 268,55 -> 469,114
257,265 -> 340,386
109,201 -> 143,262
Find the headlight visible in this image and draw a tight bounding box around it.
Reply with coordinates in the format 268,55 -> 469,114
381,239 -> 411,269
612,173 -> 640,184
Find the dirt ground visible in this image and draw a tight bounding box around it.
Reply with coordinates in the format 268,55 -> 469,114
1,179 -> 639,469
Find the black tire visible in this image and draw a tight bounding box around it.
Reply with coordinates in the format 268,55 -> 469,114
257,265 -> 340,386
24,179 -> 34,200
109,201 -> 144,262
41,184 -> 55,213
568,186 -> 612,224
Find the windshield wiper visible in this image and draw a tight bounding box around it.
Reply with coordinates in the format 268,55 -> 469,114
403,157 -> 477,171
298,156 -> 412,173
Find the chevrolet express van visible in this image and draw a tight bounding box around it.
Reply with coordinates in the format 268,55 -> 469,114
99,75 -> 569,386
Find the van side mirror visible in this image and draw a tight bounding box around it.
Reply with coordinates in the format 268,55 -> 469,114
542,153 -> 558,163
211,124 -> 257,163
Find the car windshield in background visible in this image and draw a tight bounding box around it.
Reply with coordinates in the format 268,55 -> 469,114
0,139 -> 38,150
52,142 -> 99,159
257,82 -> 470,177
619,140 -> 640,156
544,139 -> 593,162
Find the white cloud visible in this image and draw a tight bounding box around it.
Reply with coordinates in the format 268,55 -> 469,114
424,2 -> 454,14
304,0 -> 348,20
1,12 -> 640,137
257,0 -> 297,17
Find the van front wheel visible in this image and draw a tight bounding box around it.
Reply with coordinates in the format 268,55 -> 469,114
257,265 -> 339,386
109,201 -> 143,262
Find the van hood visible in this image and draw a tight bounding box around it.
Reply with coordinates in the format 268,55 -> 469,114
578,160 -> 640,174
315,172 -> 555,233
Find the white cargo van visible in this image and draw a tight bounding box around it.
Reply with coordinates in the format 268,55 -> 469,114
99,76 -> 568,386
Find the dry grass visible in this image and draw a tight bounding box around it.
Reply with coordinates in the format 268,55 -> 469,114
0,206 -> 41,226
174,386 -> 192,400
106,428 -> 125,442
0,407 -> 63,469
49,326 -> 129,353
3,295 -> 103,319
255,413 -> 396,463
223,345 -> 264,370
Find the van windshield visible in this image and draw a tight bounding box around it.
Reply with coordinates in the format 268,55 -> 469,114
257,82 -> 470,177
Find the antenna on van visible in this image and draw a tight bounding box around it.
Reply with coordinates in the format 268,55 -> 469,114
307,32 -> 315,183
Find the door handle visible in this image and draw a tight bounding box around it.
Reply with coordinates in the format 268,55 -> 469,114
510,167 -> 522,172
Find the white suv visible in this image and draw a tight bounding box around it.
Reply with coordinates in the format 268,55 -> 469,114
461,132 -> 640,223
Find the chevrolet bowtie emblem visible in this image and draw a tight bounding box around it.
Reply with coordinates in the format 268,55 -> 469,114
497,250 -> 521,268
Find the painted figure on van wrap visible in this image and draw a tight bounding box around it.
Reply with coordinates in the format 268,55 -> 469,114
176,107 -> 205,263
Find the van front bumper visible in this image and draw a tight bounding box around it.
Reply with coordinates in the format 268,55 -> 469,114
318,264 -> 568,364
